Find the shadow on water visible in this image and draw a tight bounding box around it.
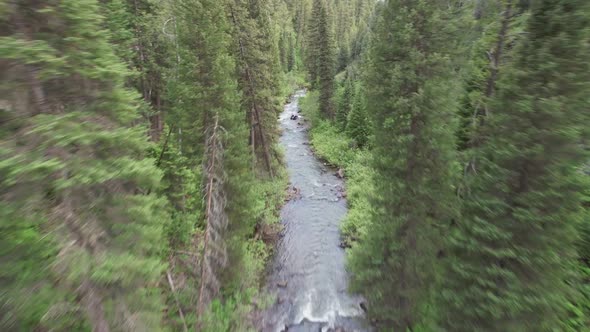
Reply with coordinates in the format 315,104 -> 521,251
259,90 -> 371,332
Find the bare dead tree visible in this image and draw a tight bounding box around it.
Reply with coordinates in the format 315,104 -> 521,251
481,0 -> 513,118
166,271 -> 189,332
196,115 -> 229,318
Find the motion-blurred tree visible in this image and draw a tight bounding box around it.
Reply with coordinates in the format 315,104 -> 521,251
348,0 -> 461,330
1,0 -> 168,329
441,1 -> 590,330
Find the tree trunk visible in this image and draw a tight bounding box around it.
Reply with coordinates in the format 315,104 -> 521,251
197,115 -> 228,318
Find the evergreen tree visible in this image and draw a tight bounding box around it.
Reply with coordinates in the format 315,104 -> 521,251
441,1 -> 590,330
228,0 -> 282,177
345,84 -> 369,148
279,31 -> 289,73
101,0 -> 135,63
291,0 -> 311,63
348,0 -> 461,329
102,0 -> 168,142
287,32 -> 296,72
456,0 -> 515,151
306,0 -> 321,86
308,0 -> 335,118
1,0 -> 168,329
273,1 -> 297,73
336,74 -> 354,130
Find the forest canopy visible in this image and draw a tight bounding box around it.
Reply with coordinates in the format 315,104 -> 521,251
1,0 -> 589,331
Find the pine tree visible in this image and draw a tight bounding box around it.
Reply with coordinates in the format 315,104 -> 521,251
273,1 -> 297,74
279,31 -> 289,73
1,0 -> 168,329
127,0 -> 167,143
440,1 -> 590,330
228,0 -> 282,178
102,0 -> 168,142
456,0 -> 515,151
287,32 -> 296,72
292,0 -> 311,61
348,0 -> 461,329
336,74 -> 354,130
308,0 -> 335,118
345,84 -> 369,148
306,0 -> 322,86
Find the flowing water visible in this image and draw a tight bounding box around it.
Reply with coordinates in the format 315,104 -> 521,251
260,90 -> 371,332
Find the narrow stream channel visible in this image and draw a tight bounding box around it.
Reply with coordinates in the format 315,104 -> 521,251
260,90 -> 370,332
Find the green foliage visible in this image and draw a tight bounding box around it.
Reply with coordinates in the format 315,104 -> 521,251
346,84 -> 370,148
580,180 -> 590,263
339,151 -> 374,242
2,0 -> 289,330
101,0 -> 135,63
7,0 -> 590,331
455,4 -> 530,152
1,0 -> 169,330
441,1 -> 590,330
229,0 -> 284,178
0,203 -> 75,331
336,75 -> 354,130
456,17 -> 501,151
199,290 -> 258,332
348,1 -> 461,329
301,92 -> 356,166
563,261 -> 590,331
280,71 -> 307,100
307,0 -> 336,118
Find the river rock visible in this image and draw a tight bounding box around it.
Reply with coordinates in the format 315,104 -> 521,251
360,301 -> 368,313
335,168 -> 345,179
285,185 -> 301,201
277,281 -> 288,288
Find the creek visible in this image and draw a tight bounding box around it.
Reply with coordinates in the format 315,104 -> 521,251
260,90 -> 371,332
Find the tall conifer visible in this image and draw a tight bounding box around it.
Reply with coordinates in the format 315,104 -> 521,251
348,0 -> 460,329
1,0 -> 168,329
307,0 -> 335,118
441,1 -> 590,330
336,75 -> 354,130
346,84 -> 369,148
229,0 -> 282,177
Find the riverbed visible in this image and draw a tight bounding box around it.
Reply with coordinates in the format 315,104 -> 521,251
259,90 -> 370,332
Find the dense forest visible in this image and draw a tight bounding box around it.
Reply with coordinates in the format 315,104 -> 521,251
1,0 -> 589,331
